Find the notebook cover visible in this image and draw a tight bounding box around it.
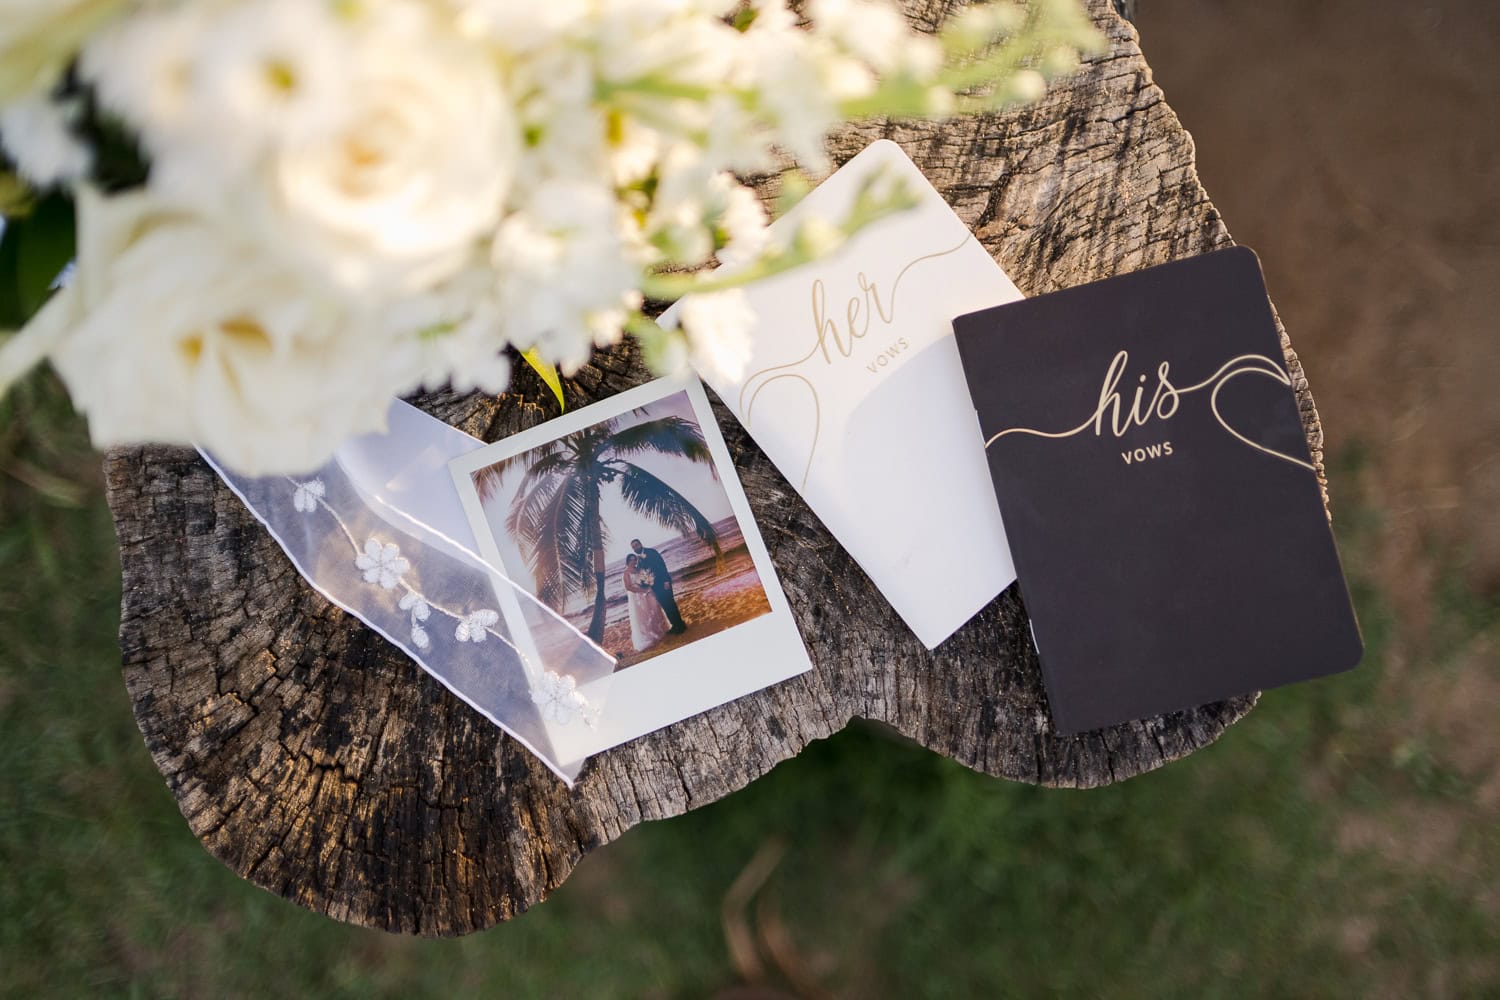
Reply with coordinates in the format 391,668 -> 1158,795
668,140 -> 1021,649
953,246 -> 1362,733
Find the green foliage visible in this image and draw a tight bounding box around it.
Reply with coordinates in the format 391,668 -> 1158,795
0,169 -> 33,217
0,190 -> 75,329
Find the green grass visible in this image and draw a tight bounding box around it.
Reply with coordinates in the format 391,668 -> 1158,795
2,374 -> 1496,998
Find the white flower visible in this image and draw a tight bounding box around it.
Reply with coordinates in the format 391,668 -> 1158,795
400,590 -> 432,650
492,181 -> 643,374
80,5 -> 212,153
0,0 -> 126,105
447,0 -> 591,54
1007,69 -> 1048,104
455,608 -> 499,643
714,180 -> 771,269
83,0 -> 348,182
390,264 -> 516,395
808,0 -> 938,75
20,187 -> 418,475
86,0 -> 519,296
355,537 -> 410,589
738,7 -> 842,170
0,0 -> 1097,483
675,288 -> 756,383
183,0 -> 353,160
697,93 -> 774,176
0,91 -> 91,187
507,47 -> 601,192
254,2 -> 518,293
291,478 -> 325,513
530,670 -> 589,725
793,216 -> 845,259
426,319 -> 514,396
645,145 -> 719,266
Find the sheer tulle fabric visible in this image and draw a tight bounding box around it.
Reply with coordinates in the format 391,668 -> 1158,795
203,400 -> 615,784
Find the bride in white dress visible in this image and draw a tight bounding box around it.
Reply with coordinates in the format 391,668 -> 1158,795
623,554 -> 670,652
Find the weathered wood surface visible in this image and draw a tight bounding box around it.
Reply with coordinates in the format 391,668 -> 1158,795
105,0 -> 1327,935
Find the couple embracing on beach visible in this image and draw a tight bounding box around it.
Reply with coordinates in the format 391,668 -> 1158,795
623,538 -> 687,652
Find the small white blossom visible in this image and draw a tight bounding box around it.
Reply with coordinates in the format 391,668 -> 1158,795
0,91 -> 91,187
355,537 -> 409,590
291,478 -> 325,513
455,608 -> 499,643
492,181 -> 642,374
447,0 -> 591,55
675,288 -> 756,383
808,0 -> 937,75
714,180 -> 771,269
531,670 -> 588,725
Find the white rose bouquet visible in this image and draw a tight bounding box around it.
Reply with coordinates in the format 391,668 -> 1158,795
0,0 -> 1098,475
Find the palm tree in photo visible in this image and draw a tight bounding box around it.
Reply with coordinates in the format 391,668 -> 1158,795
476,412 -> 724,643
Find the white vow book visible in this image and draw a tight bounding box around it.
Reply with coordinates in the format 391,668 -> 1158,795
680,140 -> 1023,648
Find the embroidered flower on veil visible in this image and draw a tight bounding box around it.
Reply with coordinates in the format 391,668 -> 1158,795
455,608 -> 499,643
291,478 -> 325,513
355,537 -> 409,590
531,671 -> 588,725
399,590 -> 432,649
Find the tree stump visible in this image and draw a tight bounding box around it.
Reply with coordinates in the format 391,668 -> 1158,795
104,0 -> 1328,935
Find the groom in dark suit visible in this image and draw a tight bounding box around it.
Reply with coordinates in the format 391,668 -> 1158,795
631,538 -> 686,634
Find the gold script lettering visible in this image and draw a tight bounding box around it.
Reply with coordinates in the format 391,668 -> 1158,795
808,266 -> 905,365
985,350 -> 1314,472
1092,352 -> 1182,437
736,233 -> 977,490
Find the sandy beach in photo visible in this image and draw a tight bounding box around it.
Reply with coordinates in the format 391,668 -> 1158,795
568,520 -> 772,668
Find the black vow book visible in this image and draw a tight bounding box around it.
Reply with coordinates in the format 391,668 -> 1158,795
953,247 -> 1362,734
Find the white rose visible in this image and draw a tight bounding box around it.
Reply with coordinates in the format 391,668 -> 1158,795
34,188 -> 417,475
250,2 -> 518,293
0,0 -> 126,104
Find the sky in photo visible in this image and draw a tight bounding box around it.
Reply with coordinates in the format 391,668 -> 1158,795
477,390 -> 737,584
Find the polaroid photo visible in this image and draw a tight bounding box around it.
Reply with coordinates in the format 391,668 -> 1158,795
449,376 -> 812,757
